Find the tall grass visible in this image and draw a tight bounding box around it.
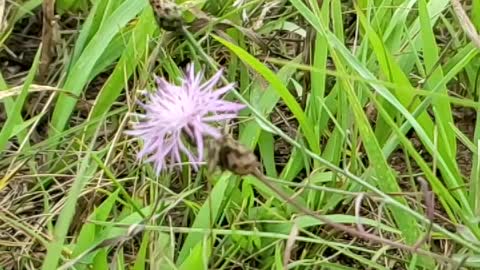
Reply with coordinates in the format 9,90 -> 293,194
1,0 -> 480,269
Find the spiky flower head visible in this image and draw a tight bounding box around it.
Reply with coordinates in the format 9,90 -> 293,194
127,63 -> 245,174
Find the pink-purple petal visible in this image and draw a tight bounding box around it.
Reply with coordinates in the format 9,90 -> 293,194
211,101 -> 246,112
177,139 -> 198,170
200,68 -> 223,92
202,114 -> 239,122
194,127 -> 204,162
199,123 -> 222,139
128,62 -> 244,174
209,84 -> 235,98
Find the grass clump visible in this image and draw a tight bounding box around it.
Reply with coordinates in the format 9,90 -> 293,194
1,0 -> 480,269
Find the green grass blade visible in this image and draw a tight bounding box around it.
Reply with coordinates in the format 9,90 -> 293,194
68,0 -> 109,67
50,0 -> 146,136
238,57 -> 300,147
307,0 -> 329,122
212,35 -> 320,155
0,46 -> 41,152
258,131 -> 278,178
418,0 -> 456,158
336,69 -> 422,248
133,232 -> 150,270
473,0 -> 480,30
72,190 -> 120,257
85,8 -> 158,137
177,173 -> 231,263
41,143 -> 102,269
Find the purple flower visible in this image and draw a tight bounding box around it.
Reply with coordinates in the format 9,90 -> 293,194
127,63 -> 245,174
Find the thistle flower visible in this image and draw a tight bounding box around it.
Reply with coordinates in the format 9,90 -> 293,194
127,63 -> 245,174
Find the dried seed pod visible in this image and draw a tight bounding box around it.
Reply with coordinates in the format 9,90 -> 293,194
207,134 -> 262,176
149,0 -> 184,31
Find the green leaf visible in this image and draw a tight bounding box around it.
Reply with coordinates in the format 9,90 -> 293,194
177,174 -> 230,263
50,0 -> 147,137
41,150 -> 102,269
418,0 -> 456,158
212,35 -> 320,155
179,243 -> 206,270
85,8 -> 158,137
72,190 -> 120,257
133,232 -> 150,270
0,45 -> 41,152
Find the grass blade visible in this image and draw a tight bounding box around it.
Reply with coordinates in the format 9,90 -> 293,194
0,46 -> 41,152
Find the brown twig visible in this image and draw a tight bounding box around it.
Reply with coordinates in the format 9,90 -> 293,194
39,0 -> 57,82
0,0 -> 5,33
354,193 -> 366,232
283,223 -> 298,269
413,177 -> 434,250
451,0 -> 480,49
